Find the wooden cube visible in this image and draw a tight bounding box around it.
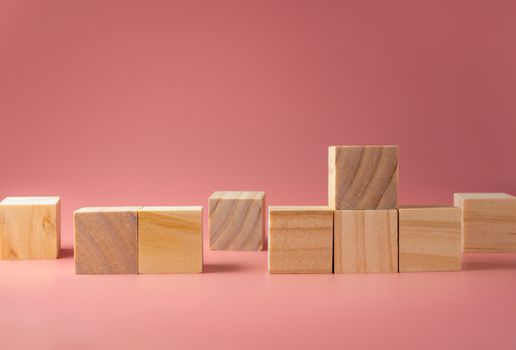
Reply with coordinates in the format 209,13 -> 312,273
268,206 -> 333,274
138,206 -> 203,274
399,206 -> 462,272
329,146 -> 398,210
334,209 -> 398,273
209,191 -> 265,251
0,196 -> 60,259
454,193 -> 516,253
74,207 -> 139,274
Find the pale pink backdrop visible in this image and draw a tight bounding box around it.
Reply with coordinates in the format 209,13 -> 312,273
1,1 -> 516,349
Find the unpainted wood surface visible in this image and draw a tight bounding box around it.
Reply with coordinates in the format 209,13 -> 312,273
329,146 -> 398,210
0,197 -> 60,260
399,206 -> 462,272
454,193 -> 516,253
334,209 -> 398,273
138,206 -> 203,274
74,207 -> 139,274
209,191 -> 265,251
268,206 -> 333,274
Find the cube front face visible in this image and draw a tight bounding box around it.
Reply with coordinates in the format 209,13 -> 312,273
268,207 -> 333,274
454,194 -> 516,253
399,207 -> 461,272
334,209 -> 398,273
138,207 -> 203,274
74,208 -> 139,274
0,197 -> 60,260
329,146 -> 398,210
209,191 -> 265,251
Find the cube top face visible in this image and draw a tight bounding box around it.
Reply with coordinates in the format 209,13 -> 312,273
1,196 -> 60,205
0,198 -> 60,260
329,146 -> 398,210
334,209 -> 398,273
209,191 -> 265,251
268,205 -> 332,212
454,192 -> 513,203
209,191 -> 265,200
268,207 -> 333,274
74,208 -> 138,274
139,206 -> 202,213
75,206 -> 142,213
138,207 -> 203,274
454,193 -> 516,253
399,206 -> 461,272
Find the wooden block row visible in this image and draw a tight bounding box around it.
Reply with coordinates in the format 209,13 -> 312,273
74,206 -> 203,274
209,191 -> 265,251
269,205 -> 462,274
454,193 -> 516,253
0,196 -> 61,260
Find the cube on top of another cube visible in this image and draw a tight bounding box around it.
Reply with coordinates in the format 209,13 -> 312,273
454,193 -> 516,253
0,196 -> 61,260
209,191 -> 265,251
268,206 -> 333,274
138,206 -> 203,274
329,145 -> 398,210
74,207 -> 140,274
398,206 -> 462,272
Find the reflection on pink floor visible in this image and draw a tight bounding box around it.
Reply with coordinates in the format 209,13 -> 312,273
1,241 -> 516,350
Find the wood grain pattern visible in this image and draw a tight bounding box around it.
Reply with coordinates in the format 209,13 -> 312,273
399,206 -> 461,272
74,207 -> 139,274
138,206 -> 203,274
454,193 -> 516,253
329,146 -> 398,210
0,196 -> 60,259
209,191 -> 265,251
268,206 -> 333,274
334,209 -> 398,273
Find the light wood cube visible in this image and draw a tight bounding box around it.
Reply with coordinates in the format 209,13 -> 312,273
454,193 -> 516,253
209,191 -> 265,251
0,196 -> 60,259
138,206 -> 203,274
334,209 -> 398,273
74,207 -> 139,274
329,146 -> 398,210
268,206 -> 333,274
399,206 -> 462,272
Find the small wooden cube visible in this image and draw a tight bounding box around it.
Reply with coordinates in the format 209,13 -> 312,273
74,207 -> 139,274
268,206 -> 333,274
138,206 -> 203,274
329,146 -> 398,210
334,209 -> 398,273
454,193 -> 516,253
399,206 -> 462,272
209,191 -> 265,251
0,196 -> 60,259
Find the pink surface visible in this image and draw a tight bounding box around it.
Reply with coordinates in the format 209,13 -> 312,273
1,0 -> 516,349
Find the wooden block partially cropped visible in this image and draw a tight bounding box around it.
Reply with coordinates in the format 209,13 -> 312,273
209,191 -> 265,251
399,206 -> 462,272
329,146 -> 398,210
138,206 -> 203,274
0,197 -> 60,259
74,207 -> 139,274
454,193 -> 516,253
268,206 -> 333,274
334,209 -> 398,273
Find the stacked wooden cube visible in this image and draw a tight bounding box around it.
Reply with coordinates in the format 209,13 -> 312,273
74,206 -> 203,274
268,146 -> 464,273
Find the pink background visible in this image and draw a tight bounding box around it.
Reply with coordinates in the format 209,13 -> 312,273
1,0 -> 516,349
